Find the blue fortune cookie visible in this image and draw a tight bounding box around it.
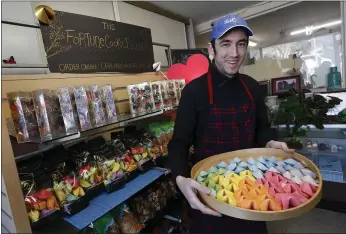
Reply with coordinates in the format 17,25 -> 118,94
217,161 -> 228,169
235,166 -> 246,174
301,168 -> 317,179
208,166 -> 218,173
284,165 -> 294,171
276,161 -> 286,167
247,157 -> 256,165
267,156 -> 277,163
258,156 -> 267,164
290,168 -> 303,178
257,162 -> 268,171
248,164 -> 259,172
199,171 -> 208,177
223,170 -> 234,176
264,161 -> 276,168
293,162 -> 304,169
232,157 -> 242,164
268,167 -> 280,173
284,158 -> 298,166
196,176 -> 205,183
239,162 -> 249,169
253,170 -> 264,179
228,162 -> 237,171
275,166 -> 286,174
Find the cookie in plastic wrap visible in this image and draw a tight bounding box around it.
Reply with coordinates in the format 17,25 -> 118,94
7,91 -> 40,143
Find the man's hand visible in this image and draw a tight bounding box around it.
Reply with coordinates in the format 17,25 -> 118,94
176,176 -> 222,217
266,140 -> 295,153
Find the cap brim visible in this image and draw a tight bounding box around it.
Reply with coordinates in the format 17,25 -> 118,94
217,25 -> 253,39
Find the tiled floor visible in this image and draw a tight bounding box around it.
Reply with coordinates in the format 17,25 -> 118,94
267,208 -> 346,233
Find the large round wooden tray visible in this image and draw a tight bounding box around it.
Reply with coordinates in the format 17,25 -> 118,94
191,148 -> 322,221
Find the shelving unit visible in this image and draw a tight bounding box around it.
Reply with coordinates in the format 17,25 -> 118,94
1,71 -> 172,233
64,168 -> 170,230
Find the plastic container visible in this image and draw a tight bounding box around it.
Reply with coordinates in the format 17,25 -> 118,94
327,66 -> 342,91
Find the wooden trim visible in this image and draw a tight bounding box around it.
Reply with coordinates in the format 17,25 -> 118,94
124,1 -> 190,25
1,115 -> 32,233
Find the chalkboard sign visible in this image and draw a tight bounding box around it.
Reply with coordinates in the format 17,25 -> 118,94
39,11 -> 154,73
169,48 -> 209,64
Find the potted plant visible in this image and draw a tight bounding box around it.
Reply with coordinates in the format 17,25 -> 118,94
270,89 -> 342,149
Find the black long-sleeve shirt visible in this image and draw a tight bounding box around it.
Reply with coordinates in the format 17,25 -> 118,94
167,64 -> 276,178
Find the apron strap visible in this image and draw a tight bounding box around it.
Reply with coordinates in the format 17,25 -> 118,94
240,79 -> 254,102
207,70 -> 254,105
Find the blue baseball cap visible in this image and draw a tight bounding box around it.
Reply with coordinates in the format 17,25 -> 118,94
211,13 -> 253,41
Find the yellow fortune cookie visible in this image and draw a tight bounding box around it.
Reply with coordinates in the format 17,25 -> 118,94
212,175 -> 220,184
216,189 -> 233,202
226,183 -> 239,193
226,173 -> 242,185
218,175 -> 226,185
240,170 -> 253,177
239,170 -> 256,182
220,178 -> 230,189
228,194 -> 237,206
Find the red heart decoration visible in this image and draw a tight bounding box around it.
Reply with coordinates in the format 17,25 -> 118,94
167,54 -> 209,84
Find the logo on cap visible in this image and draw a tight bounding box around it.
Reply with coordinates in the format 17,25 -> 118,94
224,17 -> 238,24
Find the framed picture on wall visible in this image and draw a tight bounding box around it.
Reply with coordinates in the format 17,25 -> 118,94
271,75 -> 301,96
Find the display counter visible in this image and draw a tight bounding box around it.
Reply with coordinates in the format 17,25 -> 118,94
289,128 -> 346,213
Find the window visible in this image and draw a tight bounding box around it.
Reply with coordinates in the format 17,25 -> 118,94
261,32 -> 343,89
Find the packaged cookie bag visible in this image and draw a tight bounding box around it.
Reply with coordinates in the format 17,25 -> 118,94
160,81 -> 171,108
99,84 -> 117,124
72,86 -> 92,131
127,84 -> 141,114
87,85 -> 107,128
165,80 -> 178,106
151,81 -> 163,110
7,91 -> 40,143
138,82 -> 155,113
57,87 -> 78,135
32,89 -> 66,141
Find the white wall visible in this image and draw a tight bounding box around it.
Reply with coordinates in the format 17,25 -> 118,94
1,1 -> 188,74
117,2 -> 187,66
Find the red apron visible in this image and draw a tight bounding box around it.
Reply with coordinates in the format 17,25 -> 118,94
190,71 -> 267,233
195,71 -> 256,160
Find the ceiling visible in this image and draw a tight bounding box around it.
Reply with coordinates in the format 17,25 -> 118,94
149,1 -> 257,24
195,1 -> 342,48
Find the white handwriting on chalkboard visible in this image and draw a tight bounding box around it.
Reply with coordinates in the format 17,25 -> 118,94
102,22 -> 116,31
58,63 -> 145,72
65,30 -> 148,52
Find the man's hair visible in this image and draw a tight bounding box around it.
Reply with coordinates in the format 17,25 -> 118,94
210,28 -> 249,55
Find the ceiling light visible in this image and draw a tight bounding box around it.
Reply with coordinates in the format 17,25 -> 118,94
249,41 -> 257,47
290,20 -> 342,36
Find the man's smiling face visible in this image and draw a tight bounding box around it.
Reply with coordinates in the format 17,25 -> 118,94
208,28 -> 248,75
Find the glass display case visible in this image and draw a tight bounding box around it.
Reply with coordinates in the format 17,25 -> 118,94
280,127 -> 346,213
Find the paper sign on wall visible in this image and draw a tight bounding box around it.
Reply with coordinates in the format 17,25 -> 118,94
39,11 -> 154,73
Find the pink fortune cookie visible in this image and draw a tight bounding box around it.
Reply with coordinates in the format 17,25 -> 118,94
274,193 -> 302,210
300,182 -> 317,198
292,191 -> 309,203
256,178 -> 278,188
269,186 -> 284,196
282,183 -> 303,194
265,172 -> 287,184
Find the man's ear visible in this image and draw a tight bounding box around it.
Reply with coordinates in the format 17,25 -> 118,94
207,42 -> 215,57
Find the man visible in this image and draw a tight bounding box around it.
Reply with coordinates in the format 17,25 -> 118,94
167,14 -> 294,233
